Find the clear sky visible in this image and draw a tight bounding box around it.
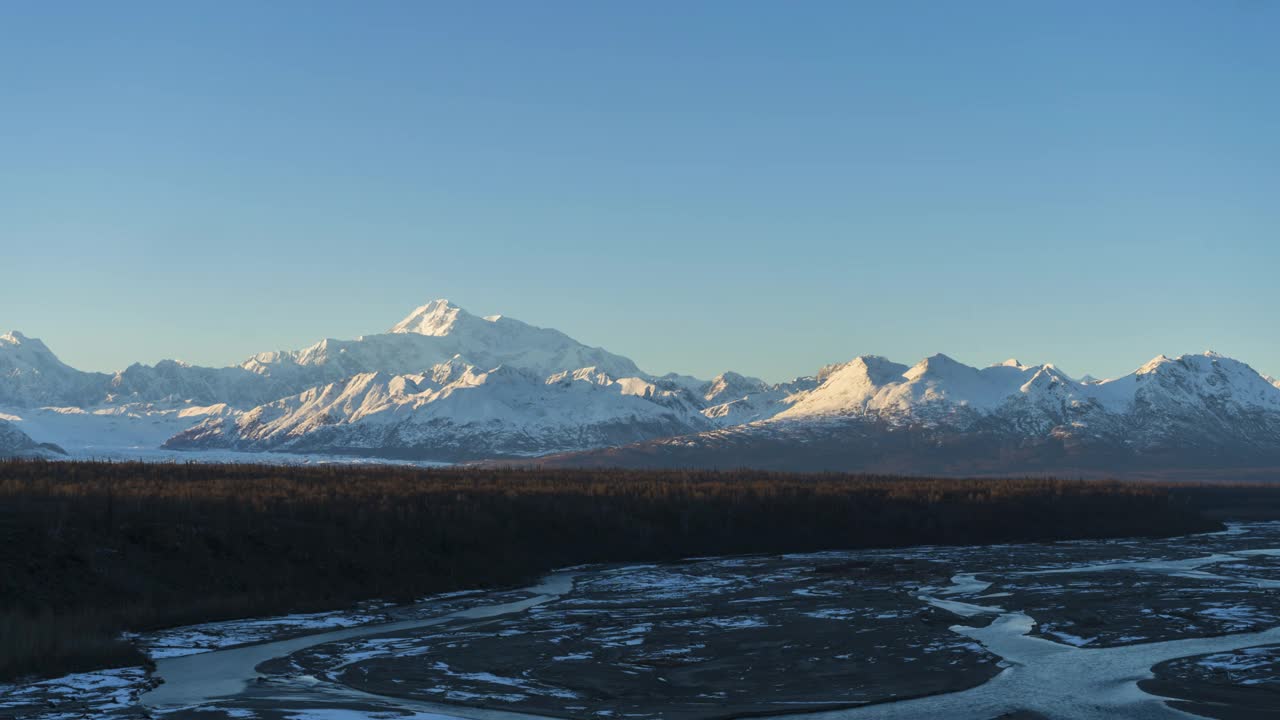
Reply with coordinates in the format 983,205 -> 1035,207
2,1 -> 1277,383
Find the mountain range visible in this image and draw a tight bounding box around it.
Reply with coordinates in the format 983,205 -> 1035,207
3,301 -> 1280,476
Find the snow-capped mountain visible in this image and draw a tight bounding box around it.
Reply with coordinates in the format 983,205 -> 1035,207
540,351 -> 1280,474
768,351 -> 1280,444
389,300 -> 640,375
0,331 -> 108,407
0,301 -> 751,460
699,372 -> 817,426
161,302 -> 724,459
3,300 -> 646,410
3,301 -> 1279,473
166,361 -> 715,460
105,300 -> 645,408
236,300 -> 644,393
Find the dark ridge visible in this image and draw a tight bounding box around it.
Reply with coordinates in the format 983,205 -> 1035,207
525,419 -> 1280,480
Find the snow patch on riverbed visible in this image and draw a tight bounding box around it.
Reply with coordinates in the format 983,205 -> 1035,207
0,667 -> 150,720
140,609 -> 388,659
281,711 -> 459,720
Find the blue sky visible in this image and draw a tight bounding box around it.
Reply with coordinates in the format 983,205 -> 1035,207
2,1 -> 1277,382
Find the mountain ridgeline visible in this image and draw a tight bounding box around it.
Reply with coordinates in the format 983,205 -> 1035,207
2,302 -> 1280,475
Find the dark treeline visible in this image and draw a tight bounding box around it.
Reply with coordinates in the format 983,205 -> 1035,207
0,460 -> 1240,680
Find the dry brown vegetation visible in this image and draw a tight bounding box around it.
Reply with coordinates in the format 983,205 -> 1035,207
0,460 -> 1241,680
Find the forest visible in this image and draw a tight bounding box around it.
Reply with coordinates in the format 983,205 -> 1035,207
0,459 -> 1258,681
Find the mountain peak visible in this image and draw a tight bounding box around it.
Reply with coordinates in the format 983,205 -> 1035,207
389,299 -> 468,336
922,353 -> 965,367
1137,354 -> 1173,374
1,331 -> 56,355
1137,351 -> 1252,377
843,355 -> 910,384
1020,364 -> 1070,390
703,371 -> 768,403
904,353 -> 972,381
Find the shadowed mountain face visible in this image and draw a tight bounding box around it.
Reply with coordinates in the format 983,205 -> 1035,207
0,420 -> 37,457
0,419 -> 64,458
3,301 -> 1280,472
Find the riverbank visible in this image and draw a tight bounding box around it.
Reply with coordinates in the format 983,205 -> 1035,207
0,460 -> 1240,681
8,523 -> 1280,719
